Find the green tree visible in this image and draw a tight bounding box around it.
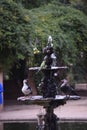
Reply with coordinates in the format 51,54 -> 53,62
0,0 -> 32,71
0,0 -> 87,82
70,0 -> 87,14
27,1 -> 87,81
28,1 -> 87,63
14,0 -> 52,9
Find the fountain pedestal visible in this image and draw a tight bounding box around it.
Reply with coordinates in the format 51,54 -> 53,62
43,97 -> 66,130
18,95 -> 66,130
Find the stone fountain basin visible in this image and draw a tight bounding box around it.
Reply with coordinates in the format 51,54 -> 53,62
17,95 -> 66,108
17,95 -> 80,108
29,66 -> 68,71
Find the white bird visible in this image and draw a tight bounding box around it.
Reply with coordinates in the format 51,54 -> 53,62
21,79 -> 32,96
48,35 -> 53,47
48,35 -> 52,43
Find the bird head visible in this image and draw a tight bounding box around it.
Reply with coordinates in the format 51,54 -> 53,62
23,79 -> 27,84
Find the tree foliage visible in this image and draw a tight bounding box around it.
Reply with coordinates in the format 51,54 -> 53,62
27,0 -> 87,81
14,0 -> 52,9
70,0 -> 87,14
0,0 -> 87,81
28,1 -> 87,65
0,0 -> 32,70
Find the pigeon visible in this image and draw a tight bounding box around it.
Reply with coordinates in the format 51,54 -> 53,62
21,79 -> 32,96
60,79 -> 78,96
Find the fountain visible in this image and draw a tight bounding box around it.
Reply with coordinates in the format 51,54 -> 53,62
18,36 -> 68,130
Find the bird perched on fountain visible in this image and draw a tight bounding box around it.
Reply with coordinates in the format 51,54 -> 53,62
60,78 -> 78,96
21,79 -> 32,96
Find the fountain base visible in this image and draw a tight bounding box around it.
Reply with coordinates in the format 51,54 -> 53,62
17,95 -> 66,130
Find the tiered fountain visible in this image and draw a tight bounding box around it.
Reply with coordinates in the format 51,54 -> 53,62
18,36 -> 67,130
